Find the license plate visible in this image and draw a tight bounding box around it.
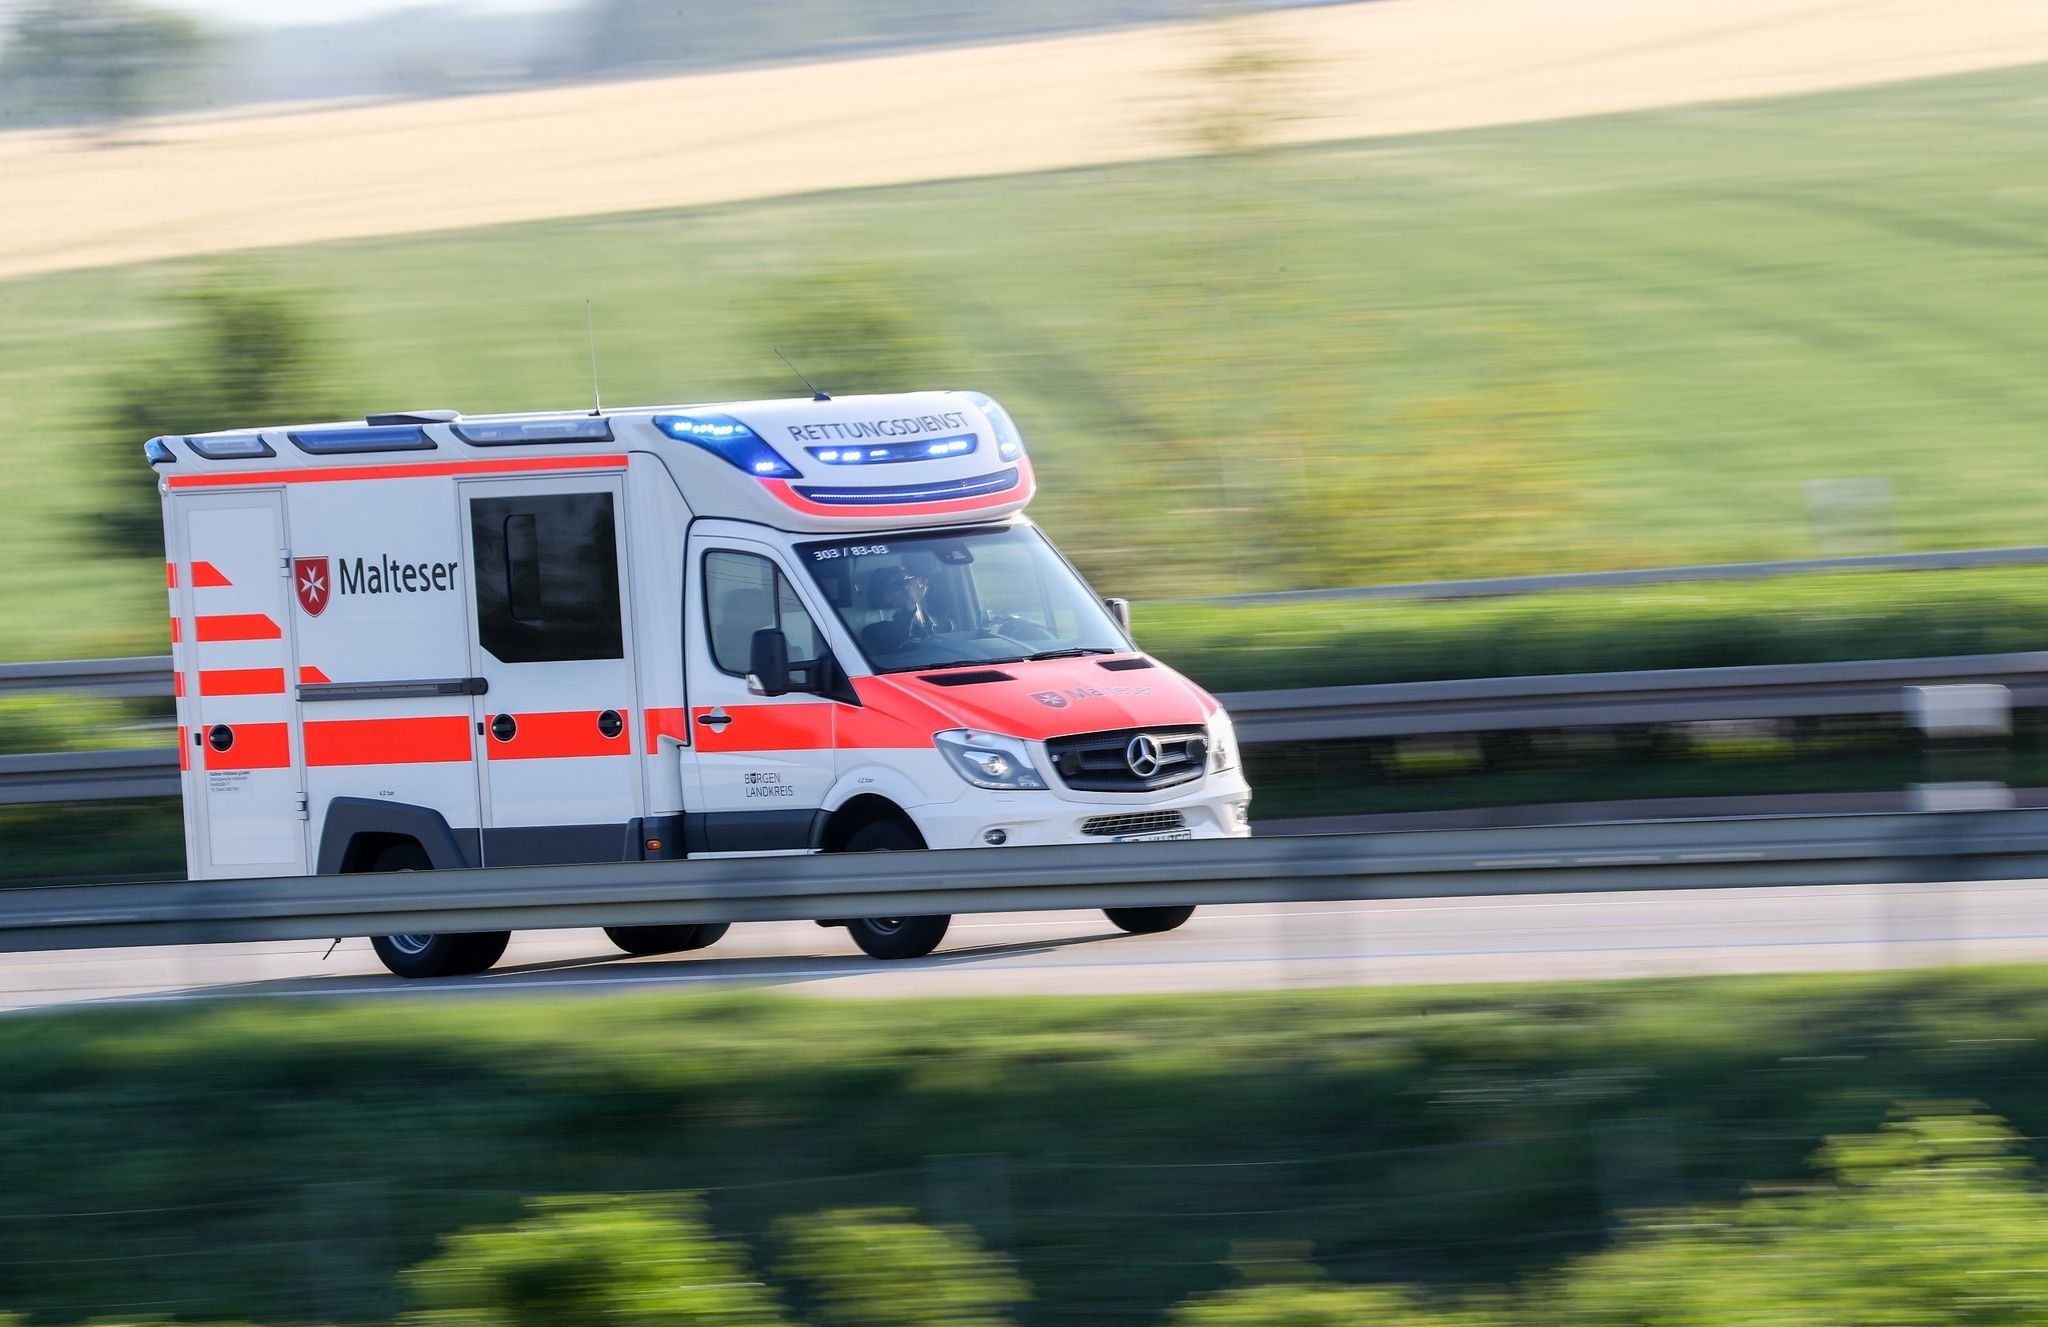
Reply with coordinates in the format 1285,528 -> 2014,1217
1114,829 -> 1194,842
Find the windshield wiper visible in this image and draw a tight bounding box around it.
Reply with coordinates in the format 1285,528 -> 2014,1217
1023,647 -> 1121,661
886,658 -> 1024,674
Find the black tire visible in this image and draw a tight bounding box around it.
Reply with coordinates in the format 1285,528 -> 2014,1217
841,819 -> 950,960
603,923 -> 730,956
1104,905 -> 1196,935
364,842 -> 511,979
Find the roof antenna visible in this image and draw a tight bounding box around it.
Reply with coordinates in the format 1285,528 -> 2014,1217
585,300 -> 604,416
775,348 -> 831,402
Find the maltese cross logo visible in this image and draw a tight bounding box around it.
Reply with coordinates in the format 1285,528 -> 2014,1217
294,557 -> 331,617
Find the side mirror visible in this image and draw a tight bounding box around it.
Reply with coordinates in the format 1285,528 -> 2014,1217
747,628 -> 792,696
1103,597 -> 1133,638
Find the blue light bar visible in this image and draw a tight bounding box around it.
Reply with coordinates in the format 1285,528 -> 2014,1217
185,433 -> 275,460
808,433 -> 978,466
288,425 -> 435,455
143,438 -> 178,466
793,469 -> 1021,507
653,412 -> 800,479
965,392 -> 1026,461
452,418 -> 614,446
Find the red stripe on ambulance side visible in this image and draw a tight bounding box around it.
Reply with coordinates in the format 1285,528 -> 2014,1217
169,618 -> 181,644
199,667 -> 287,697
164,454 -> 627,489
305,716 -> 472,766
178,727 -> 189,772
486,710 -> 632,760
299,666 -> 332,684
191,561 -> 232,588
195,614 -> 281,641
689,703 -> 836,753
643,707 -> 687,749
174,672 -> 185,699
199,722 -> 291,771
166,563 -> 177,588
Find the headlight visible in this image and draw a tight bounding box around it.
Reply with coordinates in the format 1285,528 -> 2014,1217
1207,710 -> 1239,773
934,730 -> 1048,790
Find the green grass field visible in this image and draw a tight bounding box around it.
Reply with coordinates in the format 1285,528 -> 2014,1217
4,973 -> 2048,1323
6,62 -> 2048,661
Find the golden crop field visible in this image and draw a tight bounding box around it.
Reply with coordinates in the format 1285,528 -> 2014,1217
3,0 -> 2046,280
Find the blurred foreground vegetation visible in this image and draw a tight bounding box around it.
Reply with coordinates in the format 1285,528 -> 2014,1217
8,975 -> 2048,1321
7,62 -> 2048,660
4,1103 -> 2040,1325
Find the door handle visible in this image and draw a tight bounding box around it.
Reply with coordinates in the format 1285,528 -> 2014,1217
696,708 -> 733,730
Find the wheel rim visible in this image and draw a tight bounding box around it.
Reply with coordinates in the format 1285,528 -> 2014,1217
387,933 -> 433,956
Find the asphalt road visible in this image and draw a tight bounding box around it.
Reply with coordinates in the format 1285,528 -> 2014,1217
3,879 -> 2046,1011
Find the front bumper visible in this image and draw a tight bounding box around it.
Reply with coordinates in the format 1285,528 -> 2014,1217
910,768 -> 1253,849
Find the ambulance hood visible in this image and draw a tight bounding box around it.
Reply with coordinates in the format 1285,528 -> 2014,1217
859,654 -> 1219,743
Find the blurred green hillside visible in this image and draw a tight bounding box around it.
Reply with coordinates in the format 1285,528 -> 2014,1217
6,61 -> 2048,661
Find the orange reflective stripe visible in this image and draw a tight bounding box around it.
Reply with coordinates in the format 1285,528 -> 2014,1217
306,717 -> 472,766
165,454 -> 626,489
195,613 -> 281,641
191,561 -> 232,588
643,706 -> 687,749
689,703 -> 836,752
199,722 -> 291,771
199,667 -> 286,697
174,672 -> 185,699
168,617 -> 181,644
166,562 -> 177,588
486,710 -> 632,760
178,726 -> 189,772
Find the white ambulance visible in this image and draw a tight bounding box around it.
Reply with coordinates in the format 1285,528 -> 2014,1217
147,391 -> 1251,977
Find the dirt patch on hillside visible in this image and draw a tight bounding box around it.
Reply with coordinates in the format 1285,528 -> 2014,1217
3,0 -> 2045,279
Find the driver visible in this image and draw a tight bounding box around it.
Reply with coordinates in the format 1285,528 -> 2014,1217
862,566 -> 947,654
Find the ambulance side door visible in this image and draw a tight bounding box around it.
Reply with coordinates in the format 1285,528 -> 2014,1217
683,536 -> 838,853
460,477 -> 642,863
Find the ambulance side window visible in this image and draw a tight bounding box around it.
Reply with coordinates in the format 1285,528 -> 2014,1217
471,492 -> 623,664
705,551 -> 824,677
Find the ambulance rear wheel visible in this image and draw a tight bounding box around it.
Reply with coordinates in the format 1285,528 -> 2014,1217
1104,905 -> 1196,935
841,819 -> 949,960
604,923 -> 730,956
364,842 -> 511,979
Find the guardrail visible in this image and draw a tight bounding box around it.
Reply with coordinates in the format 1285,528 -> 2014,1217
1190,544 -> 2048,605
8,650 -> 2048,805
0,810 -> 2038,954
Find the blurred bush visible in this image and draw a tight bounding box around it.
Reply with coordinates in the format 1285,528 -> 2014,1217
93,273 -> 354,560
778,1207 -> 1027,1327
399,1193 -> 788,1327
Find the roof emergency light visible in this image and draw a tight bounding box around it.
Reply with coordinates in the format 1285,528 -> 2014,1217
808,434 -> 977,465
653,413 -> 800,478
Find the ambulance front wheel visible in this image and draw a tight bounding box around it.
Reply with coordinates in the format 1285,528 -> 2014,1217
364,842 -> 511,979
603,923 -> 731,956
841,819 -> 950,960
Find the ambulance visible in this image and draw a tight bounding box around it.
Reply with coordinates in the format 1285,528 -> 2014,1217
146,391 -> 1251,977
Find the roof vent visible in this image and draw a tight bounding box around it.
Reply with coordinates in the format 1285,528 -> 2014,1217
917,670 -> 1015,686
365,409 -> 461,426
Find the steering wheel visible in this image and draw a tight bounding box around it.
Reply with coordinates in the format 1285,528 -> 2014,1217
985,612 -> 1056,642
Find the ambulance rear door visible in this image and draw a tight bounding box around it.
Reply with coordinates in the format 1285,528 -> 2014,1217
172,488 -> 310,878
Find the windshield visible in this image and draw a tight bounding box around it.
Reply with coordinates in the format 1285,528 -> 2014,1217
796,525 -> 1130,674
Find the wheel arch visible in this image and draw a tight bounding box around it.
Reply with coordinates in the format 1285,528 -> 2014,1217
814,793 -> 926,854
317,797 -> 479,875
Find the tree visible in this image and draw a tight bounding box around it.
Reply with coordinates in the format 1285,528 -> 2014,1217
398,1193 -> 790,1327
94,274 -> 352,559
0,1 -> 207,131
1169,1283 -> 1499,1327
778,1207 -> 1029,1327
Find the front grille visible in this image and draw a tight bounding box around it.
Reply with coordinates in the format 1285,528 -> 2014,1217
1082,811 -> 1187,837
1046,725 -> 1207,792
